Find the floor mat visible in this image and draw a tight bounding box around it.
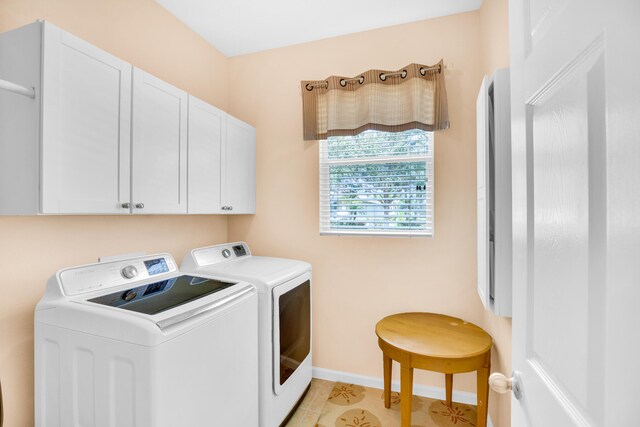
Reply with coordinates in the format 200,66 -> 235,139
315,381 -> 478,427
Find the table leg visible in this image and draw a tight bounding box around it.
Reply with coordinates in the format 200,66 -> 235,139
476,363 -> 490,427
400,363 -> 413,427
445,373 -> 453,407
383,352 -> 392,408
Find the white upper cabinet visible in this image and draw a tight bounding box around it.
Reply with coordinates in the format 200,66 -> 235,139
41,23 -> 132,214
187,97 -> 256,215
0,20 -> 254,216
132,69 -> 188,214
224,115 -> 256,214
187,96 -> 225,214
0,21 -> 132,214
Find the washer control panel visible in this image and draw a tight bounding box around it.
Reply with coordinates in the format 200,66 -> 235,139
59,254 -> 177,296
121,265 -> 138,279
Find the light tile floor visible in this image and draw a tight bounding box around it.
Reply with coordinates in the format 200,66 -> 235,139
285,379 -> 481,427
284,379 -> 335,427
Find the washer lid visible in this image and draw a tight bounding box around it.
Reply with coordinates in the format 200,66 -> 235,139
87,275 -> 235,315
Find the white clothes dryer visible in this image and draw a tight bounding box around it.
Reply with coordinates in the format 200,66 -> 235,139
181,242 -> 312,427
35,253 -> 259,427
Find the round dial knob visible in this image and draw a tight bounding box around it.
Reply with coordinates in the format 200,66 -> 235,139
122,290 -> 138,301
222,249 -> 231,258
121,265 -> 138,279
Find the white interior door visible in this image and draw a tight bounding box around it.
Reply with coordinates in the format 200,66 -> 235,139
132,68 -> 187,214
510,0 -> 640,425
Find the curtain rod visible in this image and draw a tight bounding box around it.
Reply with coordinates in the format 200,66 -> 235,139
0,78 -> 35,99
306,64 -> 443,90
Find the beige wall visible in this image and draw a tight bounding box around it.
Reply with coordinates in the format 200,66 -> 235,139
0,1 -> 230,426
226,8 -> 510,425
227,3 -> 512,426
481,0 -> 511,77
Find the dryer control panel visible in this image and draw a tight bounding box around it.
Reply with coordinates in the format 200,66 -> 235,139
191,242 -> 251,267
59,254 -> 178,296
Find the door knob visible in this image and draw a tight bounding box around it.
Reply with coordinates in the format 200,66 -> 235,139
489,371 -> 522,400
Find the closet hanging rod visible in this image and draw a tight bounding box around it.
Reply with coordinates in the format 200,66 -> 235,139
0,78 -> 35,99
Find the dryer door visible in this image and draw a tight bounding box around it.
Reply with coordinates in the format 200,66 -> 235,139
272,272 -> 311,395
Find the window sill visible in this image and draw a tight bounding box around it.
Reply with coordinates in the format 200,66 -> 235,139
320,230 -> 433,238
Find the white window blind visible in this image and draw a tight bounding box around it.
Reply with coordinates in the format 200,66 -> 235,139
320,129 -> 434,237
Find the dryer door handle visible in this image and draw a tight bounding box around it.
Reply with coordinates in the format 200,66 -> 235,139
155,284 -> 255,330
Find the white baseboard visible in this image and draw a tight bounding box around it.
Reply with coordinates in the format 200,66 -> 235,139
312,366 -> 494,427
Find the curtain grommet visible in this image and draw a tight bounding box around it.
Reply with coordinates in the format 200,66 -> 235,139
305,83 -> 314,91
379,72 -> 386,82
358,76 -> 364,84
419,65 -> 442,75
339,79 -> 347,87
401,70 -> 407,79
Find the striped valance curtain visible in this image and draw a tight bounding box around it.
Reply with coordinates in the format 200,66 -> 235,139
300,60 -> 449,141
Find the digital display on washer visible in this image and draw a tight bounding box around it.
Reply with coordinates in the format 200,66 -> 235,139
144,258 -> 169,276
88,275 -> 234,315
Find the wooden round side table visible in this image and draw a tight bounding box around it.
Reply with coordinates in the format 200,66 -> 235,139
375,312 -> 493,427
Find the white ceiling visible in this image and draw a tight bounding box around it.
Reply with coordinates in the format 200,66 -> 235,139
155,0 -> 483,57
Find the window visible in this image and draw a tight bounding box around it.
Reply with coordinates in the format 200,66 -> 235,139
320,129 -> 434,237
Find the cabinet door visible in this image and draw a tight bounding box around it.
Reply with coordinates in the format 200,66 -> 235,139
187,96 -> 225,214
131,69 -> 188,214
224,115 -> 256,214
41,22 -> 132,214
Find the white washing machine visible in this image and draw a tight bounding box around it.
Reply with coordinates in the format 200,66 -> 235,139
181,242 -> 312,427
35,253 -> 259,427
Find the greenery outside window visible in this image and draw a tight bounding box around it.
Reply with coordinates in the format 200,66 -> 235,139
319,129 -> 434,237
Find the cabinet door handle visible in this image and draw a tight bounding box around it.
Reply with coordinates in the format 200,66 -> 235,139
121,202 -> 131,209
228,206 -> 233,211
135,203 -> 145,209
